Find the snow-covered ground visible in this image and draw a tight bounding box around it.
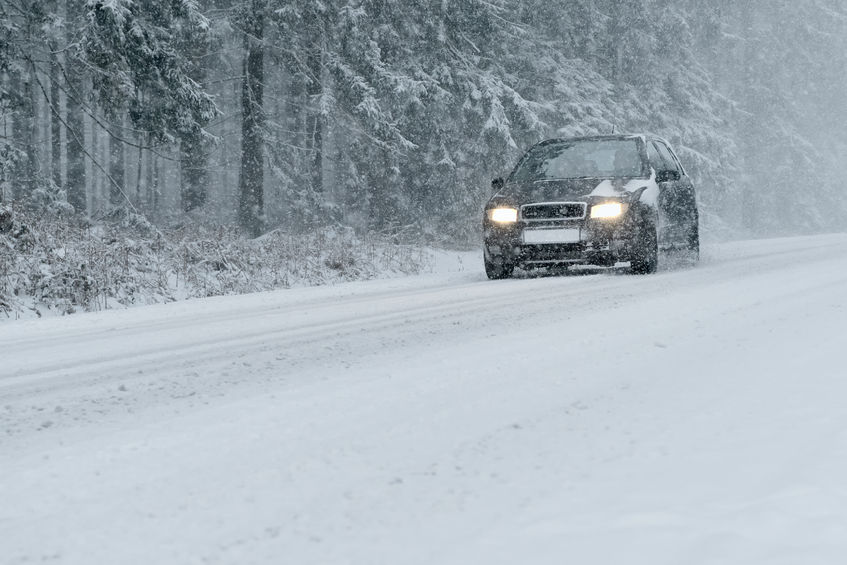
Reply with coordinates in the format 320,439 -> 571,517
2,234 -> 847,564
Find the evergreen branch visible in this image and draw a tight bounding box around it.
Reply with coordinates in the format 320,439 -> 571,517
26,54 -> 142,216
42,57 -> 188,163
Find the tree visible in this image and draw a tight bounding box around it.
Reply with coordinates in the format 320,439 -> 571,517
2,0 -> 47,201
83,0 -> 218,213
65,0 -> 87,212
3,0 -> 847,239
176,4 -> 217,212
237,0 -> 265,236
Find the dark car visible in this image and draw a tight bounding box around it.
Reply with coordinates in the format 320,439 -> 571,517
483,134 -> 699,279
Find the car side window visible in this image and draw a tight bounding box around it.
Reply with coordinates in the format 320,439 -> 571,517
662,143 -> 686,175
653,141 -> 680,173
646,142 -> 663,171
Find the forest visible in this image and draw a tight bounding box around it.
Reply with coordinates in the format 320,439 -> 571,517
2,1 -> 847,314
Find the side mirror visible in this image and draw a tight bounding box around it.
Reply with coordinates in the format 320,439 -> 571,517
655,169 -> 681,183
491,177 -> 505,192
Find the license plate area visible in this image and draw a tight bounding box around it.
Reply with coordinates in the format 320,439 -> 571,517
523,228 -> 581,245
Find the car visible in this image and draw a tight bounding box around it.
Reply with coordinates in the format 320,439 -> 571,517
482,134 -> 699,279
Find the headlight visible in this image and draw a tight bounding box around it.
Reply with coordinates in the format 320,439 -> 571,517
488,207 -> 518,223
590,202 -> 623,219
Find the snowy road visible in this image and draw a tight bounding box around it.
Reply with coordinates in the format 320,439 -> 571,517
3,234 -> 847,564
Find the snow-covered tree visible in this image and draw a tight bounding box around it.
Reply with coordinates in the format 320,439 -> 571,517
2,0 -> 847,239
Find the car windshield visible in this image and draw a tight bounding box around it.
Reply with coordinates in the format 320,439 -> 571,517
510,139 -> 646,182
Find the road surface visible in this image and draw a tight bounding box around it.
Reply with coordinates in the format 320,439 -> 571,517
3,234 -> 847,564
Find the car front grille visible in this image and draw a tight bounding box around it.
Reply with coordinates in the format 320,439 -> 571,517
521,202 -> 586,221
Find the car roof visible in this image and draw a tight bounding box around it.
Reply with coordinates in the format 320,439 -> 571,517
535,134 -> 671,146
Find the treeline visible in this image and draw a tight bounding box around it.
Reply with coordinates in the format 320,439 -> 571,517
2,0 -> 847,241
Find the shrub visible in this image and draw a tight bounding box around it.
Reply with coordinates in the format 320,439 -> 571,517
0,206 -> 432,320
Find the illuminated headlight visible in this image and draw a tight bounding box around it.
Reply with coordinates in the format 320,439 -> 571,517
590,202 -> 623,219
488,207 -> 518,223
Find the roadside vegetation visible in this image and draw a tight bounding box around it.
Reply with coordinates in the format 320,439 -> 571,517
0,204 -> 430,320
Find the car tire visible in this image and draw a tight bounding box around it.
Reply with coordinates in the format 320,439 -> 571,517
484,255 -> 515,280
629,222 -> 658,275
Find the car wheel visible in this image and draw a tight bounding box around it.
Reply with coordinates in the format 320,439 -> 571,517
484,255 -> 515,280
629,222 -> 658,275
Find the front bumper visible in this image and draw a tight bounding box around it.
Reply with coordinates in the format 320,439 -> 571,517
484,219 -> 635,268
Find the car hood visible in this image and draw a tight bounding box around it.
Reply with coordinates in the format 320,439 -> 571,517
493,177 -> 650,204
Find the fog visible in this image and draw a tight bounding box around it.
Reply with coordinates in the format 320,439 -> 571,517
2,0 -> 846,241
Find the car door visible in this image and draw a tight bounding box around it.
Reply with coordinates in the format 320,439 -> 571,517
651,140 -> 689,247
646,140 -> 679,247
656,141 -> 698,248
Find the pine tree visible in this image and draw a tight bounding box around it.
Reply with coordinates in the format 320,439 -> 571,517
83,0 -> 218,213
236,0 -> 265,236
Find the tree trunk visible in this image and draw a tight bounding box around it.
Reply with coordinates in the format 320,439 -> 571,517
145,142 -> 154,212
306,25 -> 324,197
10,67 -> 37,199
739,0 -> 756,233
51,52 -> 63,189
109,115 -> 126,208
135,143 -> 144,205
181,133 -> 207,212
237,2 -> 265,237
179,25 -> 211,213
65,0 -> 87,214
152,152 -> 160,215
90,109 -> 101,210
